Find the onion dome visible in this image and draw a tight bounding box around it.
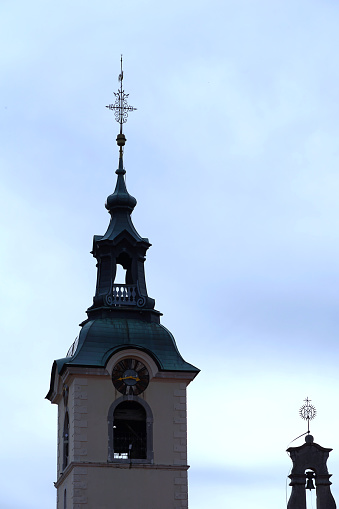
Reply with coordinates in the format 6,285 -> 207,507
105,154 -> 137,213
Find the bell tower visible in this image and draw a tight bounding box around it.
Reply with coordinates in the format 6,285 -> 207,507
46,59 -> 199,509
287,435 -> 336,509
287,399 -> 337,509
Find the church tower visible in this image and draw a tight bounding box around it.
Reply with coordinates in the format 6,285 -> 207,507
287,434 -> 336,509
46,61 -> 199,509
287,399 -> 336,509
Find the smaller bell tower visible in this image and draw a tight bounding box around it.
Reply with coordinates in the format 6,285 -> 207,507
287,398 -> 337,509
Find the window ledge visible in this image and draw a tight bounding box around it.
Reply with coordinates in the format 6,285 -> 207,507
108,458 -> 153,465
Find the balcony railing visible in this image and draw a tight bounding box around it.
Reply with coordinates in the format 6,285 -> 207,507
105,285 -> 137,306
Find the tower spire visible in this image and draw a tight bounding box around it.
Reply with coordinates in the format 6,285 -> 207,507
106,55 -> 137,161
87,57 -> 156,318
104,56 -> 138,215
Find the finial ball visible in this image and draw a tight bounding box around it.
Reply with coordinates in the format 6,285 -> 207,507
116,133 -> 126,147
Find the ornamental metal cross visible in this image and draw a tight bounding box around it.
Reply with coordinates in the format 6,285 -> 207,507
106,55 -> 137,134
299,397 -> 317,434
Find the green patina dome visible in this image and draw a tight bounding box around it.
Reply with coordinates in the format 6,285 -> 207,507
105,159 -> 137,213
55,318 -> 199,374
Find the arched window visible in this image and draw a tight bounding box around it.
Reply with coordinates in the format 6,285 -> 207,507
114,401 -> 146,459
116,252 -> 132,284
63,412 -> 69,470
108,397 -> 153,463
114,263 -> 127,285
64,489 -> 67,509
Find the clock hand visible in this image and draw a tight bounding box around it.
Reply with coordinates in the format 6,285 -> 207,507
117,375 -> 140,381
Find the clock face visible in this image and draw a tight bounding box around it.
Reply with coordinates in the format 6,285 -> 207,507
112,358 -> 149,395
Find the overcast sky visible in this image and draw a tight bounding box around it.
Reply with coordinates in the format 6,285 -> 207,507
1,1 -> 339,508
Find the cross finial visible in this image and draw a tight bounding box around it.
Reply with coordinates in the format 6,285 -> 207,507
299,397 -> 317,434
106,56 -> 137,159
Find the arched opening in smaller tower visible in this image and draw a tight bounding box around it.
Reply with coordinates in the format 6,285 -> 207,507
305,469 -> 316,508
113,401 -> 146,459
62,412 -> 69,470
63,489 -> 67,509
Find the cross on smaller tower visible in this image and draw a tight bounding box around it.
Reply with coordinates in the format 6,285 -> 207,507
299,397 -> 317,434
106,56 -> 137,158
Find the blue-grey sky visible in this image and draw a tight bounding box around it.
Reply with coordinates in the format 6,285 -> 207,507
1,1 -> 339,507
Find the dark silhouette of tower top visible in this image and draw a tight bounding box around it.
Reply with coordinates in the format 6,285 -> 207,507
286,399 -> 336,509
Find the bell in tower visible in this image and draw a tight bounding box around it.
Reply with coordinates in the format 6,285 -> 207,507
46,58 -> 199,509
